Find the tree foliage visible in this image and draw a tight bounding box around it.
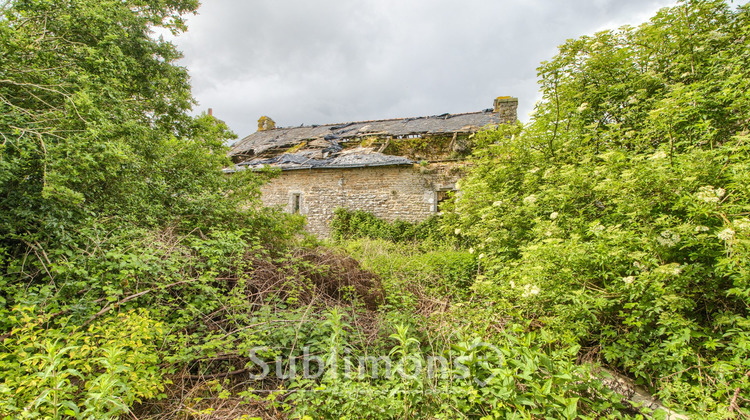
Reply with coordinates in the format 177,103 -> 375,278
0,2 -> 299,418
0,0 -> 260,235
448,1 -> 750,415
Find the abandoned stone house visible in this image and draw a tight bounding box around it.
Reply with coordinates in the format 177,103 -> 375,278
228,97 -> 518,237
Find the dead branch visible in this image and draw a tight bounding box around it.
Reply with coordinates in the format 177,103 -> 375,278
728,370 -> 750,416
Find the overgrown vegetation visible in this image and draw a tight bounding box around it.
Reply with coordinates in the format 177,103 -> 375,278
2,0 -> 749,418
0,0 -> 303,418
281,238 -> 629,419
444,0 -> 750,415
330,208 -> 447,246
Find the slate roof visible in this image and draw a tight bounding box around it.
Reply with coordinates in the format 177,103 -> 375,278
236,150 -> 413,171
229,109 -> 502,158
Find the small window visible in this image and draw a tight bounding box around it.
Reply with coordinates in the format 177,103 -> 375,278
433,189 -> 454,213
292,193 -> 301,214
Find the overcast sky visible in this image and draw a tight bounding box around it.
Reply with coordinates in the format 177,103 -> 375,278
170,0 -> 681,137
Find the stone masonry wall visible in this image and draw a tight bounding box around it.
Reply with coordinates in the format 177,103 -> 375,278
260,165 -> 460,237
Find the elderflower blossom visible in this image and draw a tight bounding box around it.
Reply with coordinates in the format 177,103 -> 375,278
655,264 -> 682,277
696,186 -> 725,203
550,212 -> 559,220
522,284 -> 541,297
454,228 -> 462,235
622,276 -> 636,285
523,195 -> 537,205
734,219 -> 750,232
717,228 -> 735,242
695,225 -> 710,233
656,230 -> 681,247
650,150 -> 668,160
492,200 -> 503,207
577,102 -> 589,112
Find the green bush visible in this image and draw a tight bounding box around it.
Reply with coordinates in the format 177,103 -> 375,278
286,312 -> 627,420
0,308 -> 164,419
446,1 -> 750,415
330,208 -> 447,245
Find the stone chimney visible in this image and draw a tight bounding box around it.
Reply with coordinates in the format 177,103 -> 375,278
257,116 -> 276,131
493,96 -> 518,123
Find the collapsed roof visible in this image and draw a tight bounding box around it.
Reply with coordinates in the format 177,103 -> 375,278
237,148 -> 413,171
227,97 -> 518,171
229,110 -> 504,159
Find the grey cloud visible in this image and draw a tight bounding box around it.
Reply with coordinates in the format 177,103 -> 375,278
172,0 -> 680,137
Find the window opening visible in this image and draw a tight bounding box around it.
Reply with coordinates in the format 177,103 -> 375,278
292,193 -> 301,214
435,190 -> 454,212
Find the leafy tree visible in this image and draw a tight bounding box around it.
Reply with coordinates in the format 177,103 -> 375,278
0,2 -> 296,417
0,0 -> 257,237
529,0 -> 747,160
448,0 -> 750,415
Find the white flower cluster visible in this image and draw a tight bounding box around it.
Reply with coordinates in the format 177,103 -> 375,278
696,185 -> 725,203
734,219 -> 750,232
522,284 -> 541,297
650,150 -> 667,160
655,264 -> 682,276
695,225 -> 710,233
656,230 -> 681,247
492,200 -> 503,207
717,228 -> 735,243
622,276 -> 636,285
523,195 -> 537,205
550,212 -> 559,220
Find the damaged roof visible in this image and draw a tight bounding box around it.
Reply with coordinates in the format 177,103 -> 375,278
236,149 -> 413,171
229,109 -> 503,158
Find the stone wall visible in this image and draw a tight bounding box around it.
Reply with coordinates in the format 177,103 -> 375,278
260,164 -> 461,237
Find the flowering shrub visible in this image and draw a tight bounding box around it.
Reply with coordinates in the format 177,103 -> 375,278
445,1 -> 750,415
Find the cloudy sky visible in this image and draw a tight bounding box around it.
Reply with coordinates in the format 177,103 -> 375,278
170,0 -> 681,137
